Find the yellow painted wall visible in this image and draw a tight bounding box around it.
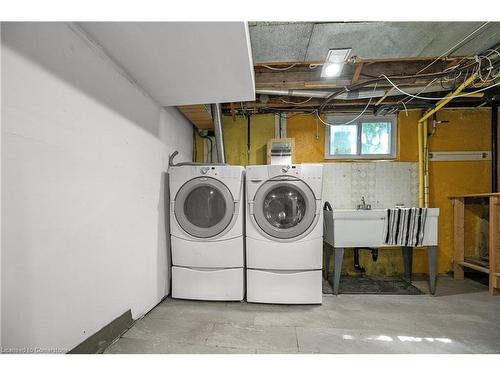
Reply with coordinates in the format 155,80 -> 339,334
212,114 -> 275,166
196,108 -> 495,276
423,109 -> 491,274
248,114 -> 275,165
287,113 -> 325,162
220,115 -> 248,165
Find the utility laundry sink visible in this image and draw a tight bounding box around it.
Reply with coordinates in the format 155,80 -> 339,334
323,208 -> 440,295
328,208 -> 439,248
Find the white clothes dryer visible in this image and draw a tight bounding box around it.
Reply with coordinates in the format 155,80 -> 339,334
245,164 -> 323,304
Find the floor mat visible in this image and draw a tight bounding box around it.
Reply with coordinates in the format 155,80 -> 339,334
323,275 -> 424,295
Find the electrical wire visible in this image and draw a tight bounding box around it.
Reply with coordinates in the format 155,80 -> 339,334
318,44 -> 498,112
262,63 -> 325,71
381,74 -> 500,101
315,84 -> 378,127
261,63 -> 298,71
280,97 -> 313,105
477,54 -> 500,83
262,44 -> 499,114
486,48 -> 500,60
401,101 -> 408,117
476,55 -> 492,84
386,77 -> 440,115
317,69 -> 469,113
416,22 -> 490,74
197,131 -> 214,163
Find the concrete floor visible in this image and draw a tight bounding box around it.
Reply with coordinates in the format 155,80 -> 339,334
105,276 -> 500,354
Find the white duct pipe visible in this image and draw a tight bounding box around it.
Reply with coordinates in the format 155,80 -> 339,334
211,103 -> 225,164
257,89 -> 331,98
256,85 -> 452,101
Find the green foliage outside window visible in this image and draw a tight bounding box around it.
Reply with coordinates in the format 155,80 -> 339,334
327,118 -> 394,158
361,122 -> 391,155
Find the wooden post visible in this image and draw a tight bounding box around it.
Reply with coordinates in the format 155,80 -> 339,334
453,197 -> 465,280
489,196 -> 500,295
351,62 -> 364,84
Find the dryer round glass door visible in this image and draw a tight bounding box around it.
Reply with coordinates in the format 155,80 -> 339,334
174,177 -> 234,238
253,179 -> 316,239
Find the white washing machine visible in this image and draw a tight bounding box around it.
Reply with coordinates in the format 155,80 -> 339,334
169,165 -> 245,301
246,164 -> 323,304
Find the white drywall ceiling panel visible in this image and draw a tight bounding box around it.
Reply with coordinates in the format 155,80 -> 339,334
79,22 -> 255,106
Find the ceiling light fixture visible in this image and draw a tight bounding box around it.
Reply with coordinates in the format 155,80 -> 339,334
321,48 -> 352,78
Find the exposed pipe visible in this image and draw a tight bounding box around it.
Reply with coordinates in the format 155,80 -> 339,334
257,89 -> 330,98
197,130 -> 214,163
353,248 -> 365,273
419,73 -> 478,124
319,68 -> 482,112
423,119 -> 429,207
256,86 -> 483,102
417,72 -> 479,207
352,247 -> 378,273
417,117 -> 424,208
168,150 -> 226,167
211,103 -> 226,164
492,100 -> 498,192
247,114 -> 251,166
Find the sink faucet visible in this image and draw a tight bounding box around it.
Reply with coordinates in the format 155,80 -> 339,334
357,196 -> 372,210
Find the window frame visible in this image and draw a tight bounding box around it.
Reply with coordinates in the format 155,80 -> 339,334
324,114 -> 397,160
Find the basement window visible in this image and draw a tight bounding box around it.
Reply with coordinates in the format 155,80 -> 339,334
324,115 -> 396,159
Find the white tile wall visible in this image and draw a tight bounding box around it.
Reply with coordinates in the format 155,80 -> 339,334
322,162 -> 418,209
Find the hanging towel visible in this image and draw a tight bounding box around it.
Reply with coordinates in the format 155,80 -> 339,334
383,208 -> 427,247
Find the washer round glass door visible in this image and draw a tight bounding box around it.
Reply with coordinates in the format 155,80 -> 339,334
175,177 -> 234,238
253,179 -> 316,239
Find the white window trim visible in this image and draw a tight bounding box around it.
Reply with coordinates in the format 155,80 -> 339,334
324,114 -> 397,160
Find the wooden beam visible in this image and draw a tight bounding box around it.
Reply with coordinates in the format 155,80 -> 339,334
452,197 -> 465,280
489,196 -> 500,295
255,56 -> 468,67
177,104 -> 213,129
352,56 -> 470,64
351,62 -> 364,84
221,95 -> 482,112
254,57 -> 467,91
254,60 -> 323,68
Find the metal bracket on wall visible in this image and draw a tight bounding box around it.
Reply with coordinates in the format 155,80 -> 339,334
428,151 -> 491,161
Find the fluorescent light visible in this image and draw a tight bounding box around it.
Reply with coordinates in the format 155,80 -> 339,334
321,48 -> 352,78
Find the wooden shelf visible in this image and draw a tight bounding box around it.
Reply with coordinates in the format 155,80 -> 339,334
450,194 -> 500,295
459,261 -> 489,274
449,192 -> 500,199
465,256 -> 489,267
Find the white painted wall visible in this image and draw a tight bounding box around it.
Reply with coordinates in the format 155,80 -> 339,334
1,22 -> 192,352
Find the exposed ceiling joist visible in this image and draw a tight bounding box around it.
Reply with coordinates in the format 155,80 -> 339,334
178,105 -> 213,130
254,57 -> 468,90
